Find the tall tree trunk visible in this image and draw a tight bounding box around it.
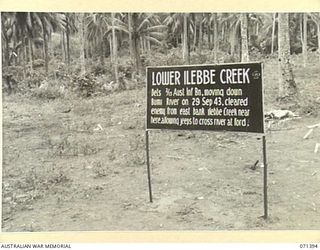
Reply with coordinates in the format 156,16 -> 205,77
22,38 -> 26,79
13,39 -> 17,66
61,31 -> 67,62
79,13 -> 86,75
144,36 -> 148,53
193,14 -> 197,51
230,30 -> 236,57
302,13 -> 308,68
213,13 -> 218,63
140,37 -> 144,52
207,13 -> 211,50
278,13 -> 297,98
66,15 -> 71,66
317,22 -> 320,63
240,13 -> 249,62
28,38 -> 33,71
131,13 -> 142,74
128,13 -> 134,58
87,41 -> 92,59
4,38 -> 10,66
183,13 -> 190,64
41,19 -> 49,75
109,36 -> 113,62
271,13 -> 276,54
147,39 -> 151,51
198,15 -> 203,53
111,13 -> 119,86
99,32 -> 105,66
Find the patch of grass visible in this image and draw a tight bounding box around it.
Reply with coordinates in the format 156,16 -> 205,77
52,135 -> 99,157
31,80 -> 66,99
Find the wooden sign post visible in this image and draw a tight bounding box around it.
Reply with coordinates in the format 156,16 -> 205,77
145,62 -> 268,219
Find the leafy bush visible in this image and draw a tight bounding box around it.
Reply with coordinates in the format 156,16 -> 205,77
30,79 -> 66,99
71,73 -> 97,97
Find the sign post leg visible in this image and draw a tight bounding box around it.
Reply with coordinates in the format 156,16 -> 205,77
145,130 -> 153,203
262,135 -> 268,219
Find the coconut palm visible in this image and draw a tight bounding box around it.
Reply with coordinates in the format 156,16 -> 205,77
182,13 -> 190,63
301,13 -> 308,68
78,13 -> 86,75
278,13 -> 297,98
111,13 -> 119,86
310,13 -> 320,63
85,13 -> 110,65
115,13 -> 166,73
1,13 -> 15,66
240,13 -> 249,62
14,12 -> 65,74
63,13 -> 77,65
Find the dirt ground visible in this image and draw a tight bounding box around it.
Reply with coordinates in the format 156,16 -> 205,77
2,59 -> 320,231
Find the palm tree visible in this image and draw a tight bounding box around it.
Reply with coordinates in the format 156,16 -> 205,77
1,13 -> 15,67
127,13 -> 134,58
15,12 -> 65,75
278,13 -> 297,98
182,13 -> 190,64
310,13 -> 320,63
196,13 -> 204,53
129,13 -> 142,73
78,13 -> 86,75
271,13 -> 277,54
86,13 -> 109,65
302,13 -> 308,68
240,13 -> 249,62
115,13 -> 166,73
64,13 -> 76,66
111,13 -> 119,86
209,13 -> 219,63
220,13 -> 241,59
163,13 -> 183,48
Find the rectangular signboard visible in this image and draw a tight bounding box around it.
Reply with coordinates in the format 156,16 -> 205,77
146,62 -> 264,133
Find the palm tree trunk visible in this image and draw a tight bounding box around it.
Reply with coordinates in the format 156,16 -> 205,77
144,37 -> 147,53
13,39 -> 17,66
79,13 -> 86,75
230,30 -> 236,57
128,13 -> 134,58
302,13 -> 307,68
147,39 -> 151,51
100,32 -> 105,66
278,13 -> 297,98
5,38 -> 10,66
183,13 -> 189,64
193,14 -> 197,51
213,13 -> 218,63
199,15 -> 203,53
87,41 -> 92,59
66,15 -> 71,66
207,13 -> 211,50
22,38 -> 26,79
28,38 -> 33,71
317,22 -> 320,63
271,13 -> 276,54
109,36 -> 113,62
131,13 -> 142,74
111,13 -> 119,86
140,38 -> 144,52
41,18 -> 49,75
240,13 -> 249,62
61,31 -> 67,62
255,22 -> 259,35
